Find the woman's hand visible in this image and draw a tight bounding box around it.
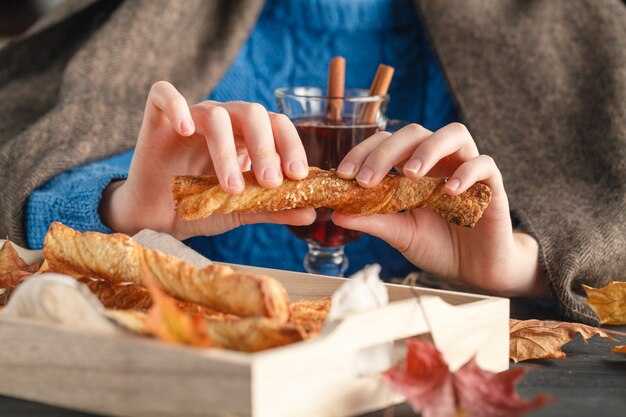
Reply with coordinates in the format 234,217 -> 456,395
333,122 -> 548,298
99,81 -> 316,239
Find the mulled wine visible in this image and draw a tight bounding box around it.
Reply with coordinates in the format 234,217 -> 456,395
288,116 -> 380,247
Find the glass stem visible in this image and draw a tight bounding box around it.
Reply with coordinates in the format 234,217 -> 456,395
304,242 -> 349,277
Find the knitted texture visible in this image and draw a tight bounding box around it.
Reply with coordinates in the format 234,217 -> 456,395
25,163 -> 128,248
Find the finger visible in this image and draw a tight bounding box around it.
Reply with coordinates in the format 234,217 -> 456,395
353,124 -> 433,187
336,130 -> 392,179
219,102 -> 283,188
145,81 -> 195,136
332,211 -> 419,254
403,122 -> 479,179
444,154 -> 511,222
175,208 -> 317,239
239,208 -> 317,226
268,112 -> 309,180
191,103 -> 244,195
445,154 -> 504,196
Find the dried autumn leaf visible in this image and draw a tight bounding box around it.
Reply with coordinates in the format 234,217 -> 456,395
0,240 -> 42,304
455,359 -> 549,417
384,339 -> 455,417
611,345 -> 626,354
509,319 -> 617,362
583,282 -> 626,325
0,240 -> 40,276
384,339 -> 549,417
143,277 -> 213,348
0,270 -> 34,289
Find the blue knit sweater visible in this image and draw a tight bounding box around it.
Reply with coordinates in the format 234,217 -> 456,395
25,0 -> 457,278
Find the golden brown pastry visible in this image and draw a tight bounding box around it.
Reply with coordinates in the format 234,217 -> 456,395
288,297 -> 332,337
204,317 -> 306,352
78,278 -> 154,311
77,277 -> 234,319
43,222 -> 290,322
172,167 -> 491,228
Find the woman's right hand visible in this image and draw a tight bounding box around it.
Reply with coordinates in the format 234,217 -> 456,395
99,81 -> 316,239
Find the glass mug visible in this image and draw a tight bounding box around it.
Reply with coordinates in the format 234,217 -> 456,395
275,87 -> 389,276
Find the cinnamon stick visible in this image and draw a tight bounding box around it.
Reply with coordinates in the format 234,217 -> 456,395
360,64 -> 395,124
324,56 -> 345,123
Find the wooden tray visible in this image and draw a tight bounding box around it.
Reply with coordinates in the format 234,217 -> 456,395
0,251 -> 509,417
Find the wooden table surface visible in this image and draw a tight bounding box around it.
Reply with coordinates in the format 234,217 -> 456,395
1,325 -> 624,417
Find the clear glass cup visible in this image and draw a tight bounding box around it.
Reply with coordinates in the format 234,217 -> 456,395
275,87 -> 389,276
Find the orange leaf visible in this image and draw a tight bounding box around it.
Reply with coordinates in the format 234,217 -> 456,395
611,345 -> 626,354
0,241 -> 41,303
0,270 -> 34,289
583,282 -> 626,325
0,240 -> 40,275
1,241 -> 29,274
509,319 -> 616,362
143,276 -> 212,348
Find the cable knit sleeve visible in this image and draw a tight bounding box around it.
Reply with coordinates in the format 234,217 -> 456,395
24,150 -> 133,249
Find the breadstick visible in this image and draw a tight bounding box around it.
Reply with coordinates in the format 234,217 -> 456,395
204,317 -> 306,352
77,277 -> 236,319
172,167 -> 491,228
43,222 -> 290,321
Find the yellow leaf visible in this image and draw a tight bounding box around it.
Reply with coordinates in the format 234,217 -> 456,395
143,275 -> 212,348
509,319 -> 616,363
583,282 -> 626,325
611,345 -> 626,354
0,241 -> 41,304
1,241 -> 29,274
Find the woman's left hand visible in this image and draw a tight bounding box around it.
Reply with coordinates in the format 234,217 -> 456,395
333,122 -> 548,297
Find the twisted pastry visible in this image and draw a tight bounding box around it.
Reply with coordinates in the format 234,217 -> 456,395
172,167 -> 491,228
203,317 -> 307,352
43,222 -> 290,321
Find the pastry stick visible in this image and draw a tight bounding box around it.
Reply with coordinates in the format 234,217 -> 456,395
204,317 -> 307,352
43,222 -> 290,322
78,277 -> 236,319
289,297 -> 332,337
172,168 -> 492,228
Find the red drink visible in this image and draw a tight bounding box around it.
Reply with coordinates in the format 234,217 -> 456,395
288,116 -> 380,247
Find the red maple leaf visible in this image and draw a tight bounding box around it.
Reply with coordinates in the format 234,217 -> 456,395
384,339 -> 455,417
455,359 -> 550,417
384,339 -> 550,417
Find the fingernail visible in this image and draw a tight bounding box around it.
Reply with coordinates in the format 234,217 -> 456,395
228,174 -> 244,192
337,161 -> 357,177
404,158 -> 422,175
446,177 -> 461,192
356,166 -> 374,185
288,160 -> 308,177
263,166 -> 282,183
180,119 -> 194,135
